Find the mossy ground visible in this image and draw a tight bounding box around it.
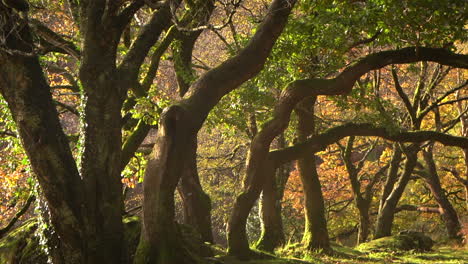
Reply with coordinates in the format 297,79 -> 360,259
2,218 -> 466,264
212,244 -> 467,264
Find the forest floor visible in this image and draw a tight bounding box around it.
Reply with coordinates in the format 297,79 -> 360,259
215,246 -> 468,264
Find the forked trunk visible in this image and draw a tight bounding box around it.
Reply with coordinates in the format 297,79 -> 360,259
375,148 -> 417,239
422,149 -> 462,241
134,106 -> 199,264
179,137 -> 214,243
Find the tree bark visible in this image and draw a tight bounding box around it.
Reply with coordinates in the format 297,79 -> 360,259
356,202 -> 371,244
340,136 -> 374,244
179,137 -> 214,243
422,148 -> 462,241
378,145 -> 403,213
256,136 -> 289,252
137,1 -> 296,262
296,97 -> 331,252
374,146 -> 418,239
0,12 -> 88,262
173,2 -> 216,243
134,106 -> 200,264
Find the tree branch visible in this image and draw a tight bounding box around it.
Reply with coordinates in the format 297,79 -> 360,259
117,0 -> 175,86
181,0 -> 298,126
269,123 -> 468,165
392,66 -> 415,122
0,194 -> 35,238
29,19 -> 80,59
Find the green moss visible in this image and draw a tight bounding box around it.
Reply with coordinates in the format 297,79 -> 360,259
0,219 -> 46,264
357,232 -> 434,252
124,215 -> 141,261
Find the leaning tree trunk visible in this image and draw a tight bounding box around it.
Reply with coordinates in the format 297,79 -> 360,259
422,148 -> 462,241
174,27 -> 214,244
375,147 -> 418,239
296,97 -> 331,251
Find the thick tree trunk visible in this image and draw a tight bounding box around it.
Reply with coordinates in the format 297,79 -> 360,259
179,137 -> 214,243
374,147 -> 418,239
356,200 -> 371,244
422,148 -> 462,241
299,155 -> 331,251
296,97 -> 331,252
0,15 -> 86,263
256,135 -> 289,252
256,166 -> 287,251
80,90 -> 126,263
134,106 -> 199,264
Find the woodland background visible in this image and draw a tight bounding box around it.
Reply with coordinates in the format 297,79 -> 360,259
0,0 -> 467,263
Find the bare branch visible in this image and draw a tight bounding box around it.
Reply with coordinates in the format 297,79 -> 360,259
0,194 -> 35,238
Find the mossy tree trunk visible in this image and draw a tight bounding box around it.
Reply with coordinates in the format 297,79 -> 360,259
1,1 -> 174,262
256,134 -> 289,252
296,97 -> 331,252
256,165 -> 289,251
0,24 -> 87,262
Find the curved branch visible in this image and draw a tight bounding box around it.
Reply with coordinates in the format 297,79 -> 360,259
29,19 -> 80,59
182,0 -> 298,126
117,0 -> 175,85
269,123 -> 468,165
116,0 -> 145,31
0,194 -> 35,238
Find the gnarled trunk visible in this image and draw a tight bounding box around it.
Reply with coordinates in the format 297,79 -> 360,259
256,165 -> 288,251
227,158 -> 276,259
